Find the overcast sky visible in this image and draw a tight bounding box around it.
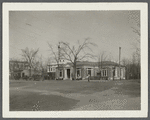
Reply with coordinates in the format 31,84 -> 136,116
9,11 -> 140,63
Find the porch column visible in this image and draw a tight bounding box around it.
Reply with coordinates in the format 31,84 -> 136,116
64,69 -> 67,80
70,68 -> 73,80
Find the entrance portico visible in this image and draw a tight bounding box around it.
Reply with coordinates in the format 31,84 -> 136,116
63,64 -> 72,80
63,68 -> 71,80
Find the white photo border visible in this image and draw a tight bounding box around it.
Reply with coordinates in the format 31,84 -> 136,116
3,3 -> 148,118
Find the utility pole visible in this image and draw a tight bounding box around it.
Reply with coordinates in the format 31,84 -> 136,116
119,47 -> 121,80
58,42 -> 60,79
58,42 -> 60,63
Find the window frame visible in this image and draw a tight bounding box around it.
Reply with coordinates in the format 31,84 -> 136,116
87,68 -> 92,76
77,68 -> 81,78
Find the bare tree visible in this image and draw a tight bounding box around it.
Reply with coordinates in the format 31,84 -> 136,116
132,25 -> 140,56
122,55 -> 140,80
21,47 -> 39,77
97,51 -> 108,80
9,59 -> 23,80
129,11 -> 140,52
36,55 -> 51,80
132,52 -> 140,79
131,23 -> 140,36
48,43 -> 60,66
131,23 -> 141,79
47,42 -> 62,80
122,58 -> 131,79
60,38 -> 97,80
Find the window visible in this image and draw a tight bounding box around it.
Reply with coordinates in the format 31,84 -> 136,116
77,68 -> 81,77
87,68 -> 92,76
105,70 -> 107,76
113,69 -> 115,76
51,67 -> 53,71
97,72 -> 101,76
60,70 -> 63,77
102,69 -> 107,77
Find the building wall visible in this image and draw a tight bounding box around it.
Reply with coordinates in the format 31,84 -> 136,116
21,69 -> 38,77
112,66 -> 125,80
48,63 -> 126,80
82,67 -> 87,79
9,61 -> 29,79
21,69 -> 30,77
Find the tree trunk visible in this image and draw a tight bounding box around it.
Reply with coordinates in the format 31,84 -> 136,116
73,65 -> 76,80
99,70 -> 101,80
73,61 -> 77,80
42,69 -> 44,81
29,66 -> 31,77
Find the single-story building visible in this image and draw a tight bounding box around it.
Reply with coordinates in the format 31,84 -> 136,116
47,60 -> 126,80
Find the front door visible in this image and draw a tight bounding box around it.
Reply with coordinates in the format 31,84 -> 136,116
67,69 -> 70,78
22,73 -> 25,77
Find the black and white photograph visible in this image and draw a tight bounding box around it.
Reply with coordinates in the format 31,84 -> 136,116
3,3 -> 148,118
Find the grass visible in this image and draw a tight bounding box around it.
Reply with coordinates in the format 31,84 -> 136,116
10,91 -> 79,111
10,80 -> 115,94
9,79 -> 141,111
113,80 -> 141,97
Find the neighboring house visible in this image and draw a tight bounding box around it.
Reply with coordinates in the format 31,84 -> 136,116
47,60 -> 126,80
47,60 -> 65,80
9,60 -> 29,79
21,69 -> 37,77
9,60 -> 42,80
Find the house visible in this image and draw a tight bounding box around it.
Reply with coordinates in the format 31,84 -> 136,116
9,60 -> 43,80
9,60 -> 29,79
47,60 -> 126,80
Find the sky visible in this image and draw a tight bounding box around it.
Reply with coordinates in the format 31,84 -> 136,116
9,11 -> 140,63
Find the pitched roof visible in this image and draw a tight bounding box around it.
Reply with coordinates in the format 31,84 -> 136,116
50,61 -> 125,68
67,61 -> 124,67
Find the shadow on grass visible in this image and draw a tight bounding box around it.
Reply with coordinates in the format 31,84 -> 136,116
10,91 -> 79,111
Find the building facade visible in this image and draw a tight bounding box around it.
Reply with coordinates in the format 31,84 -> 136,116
47,60 -> 126,80
9,60 -> 43,80
9,60 -> 29,79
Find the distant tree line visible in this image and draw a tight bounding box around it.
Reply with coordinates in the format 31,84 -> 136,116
122,52 -> 140,80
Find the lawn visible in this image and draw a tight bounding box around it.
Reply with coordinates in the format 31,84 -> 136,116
9,79 -> 141,111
